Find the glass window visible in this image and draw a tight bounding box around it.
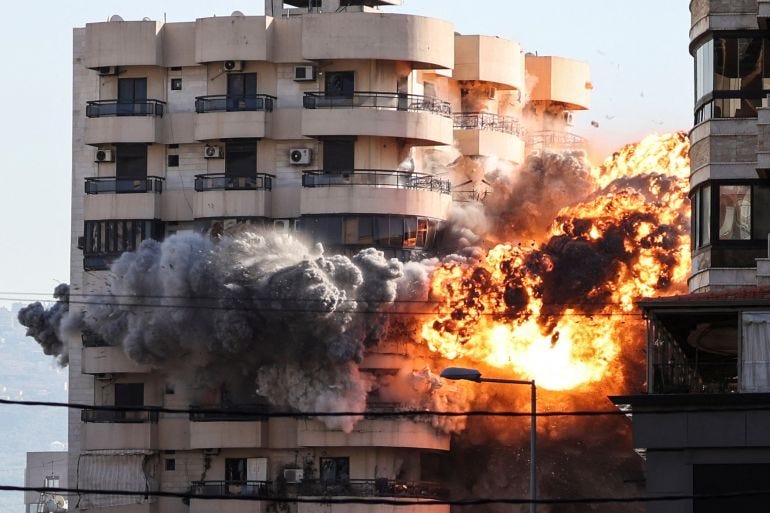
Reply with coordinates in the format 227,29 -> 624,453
225,140 -> 257,178
375,216 -> 390,246
225,458 -> 247,484
719,185 -> 751,240
115,143 -> 148,179
753,185 -> 770,240
700,185 -> 711,247
416,218 -> 428,247
388,217 -> 404,246
695,39 -> 714,100
739,37 -> 763,92
320,457 -> 350,483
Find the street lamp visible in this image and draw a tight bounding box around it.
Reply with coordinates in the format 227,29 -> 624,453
440,367 -> 537,513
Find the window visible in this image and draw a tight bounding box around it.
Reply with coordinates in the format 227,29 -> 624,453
165,458 -> 176,471
227,73 -> 257,111
83,220 -> 163,256
718,185 -> 751,240
325,71 -> 354,97
225,140 -> 257,179
167,155 -> 179,167
320,457 -> 349,483
115,383 -> 144,406
225,458 -> 247,484
115,144 -> 148,179
170,78 -> 182,91
117,77 -> 148,115
323,139 -> 355,173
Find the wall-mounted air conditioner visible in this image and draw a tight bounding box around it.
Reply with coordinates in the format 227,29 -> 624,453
95,149 -> 113,162
293,65 -> 316,82
563,111 -> 574,126
97,66 -> 118,76
289,148 -> 312,165
204,145 -> 222,159
223,60 -> 242,72
283,469 -> 304,483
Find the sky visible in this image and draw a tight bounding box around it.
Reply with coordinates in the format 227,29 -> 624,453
0,0 -> 692,302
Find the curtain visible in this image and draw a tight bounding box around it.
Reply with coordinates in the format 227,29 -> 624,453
741,312 -> 770,392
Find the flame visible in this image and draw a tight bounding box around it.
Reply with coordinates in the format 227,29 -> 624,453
423,133 -> 690,392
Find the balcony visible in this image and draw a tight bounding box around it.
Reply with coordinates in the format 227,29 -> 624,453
302,92 -> 453,145
453,112 -> 526,163
84,99 -> 165,145
190,481 -> 270,513
194,15 -> 271,63
83,177 -> 163,221
82,345 -> 152,374
189,405 -> 269,449
192,173 -> 273,219
84,19 -> 163,68
525,55 -> 591,110
300,170 -> 451,218
81,409 -> 158,451
194,94 -> 275,140
296,419 -> 450,450
453,35 -> 525,90
526,130 -> 587,153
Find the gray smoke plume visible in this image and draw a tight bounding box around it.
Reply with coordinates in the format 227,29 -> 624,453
17,283 -> 71,365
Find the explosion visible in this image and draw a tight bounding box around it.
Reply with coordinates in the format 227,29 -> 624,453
421,132 -> 690,392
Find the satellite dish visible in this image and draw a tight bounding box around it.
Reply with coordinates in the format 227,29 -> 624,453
142,17 -> 151,21
109,14 -> 124,22
231,10 -> 245,16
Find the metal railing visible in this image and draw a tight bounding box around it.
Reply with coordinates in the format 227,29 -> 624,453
190,481 -> 271,497
81,408 -> 159,423
295,479 -> 448,499
652,362 -> 739,394
189,404 -> 271,422
302,170 -> 451,194
195,94 -> 276,113
453,112 -> 525,137
81,330 -> 109,347
84,176 -> 164,194
303,91 -> 452,117
526,130 -> 587,150
194,173 -> 274,192
86,99 -> 165,118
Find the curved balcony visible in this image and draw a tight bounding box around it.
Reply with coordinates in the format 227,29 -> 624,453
82,345 -> 152,374
194,94 -> 275,140
302,92 -> 453,145
194,15 -> 271,63
83,177 -> 163,221
193,173 -> 274,219
301,13 -> 454,69
525,55 -> 591,110
453,112 -> 526,163
690,0 -> 757,43
81,408 -> 159,451
526,130 -> 587,153
300,170 -> 451,218
85,99 -> 165,145
453,35 -> 525,90
84,20 -> 163,68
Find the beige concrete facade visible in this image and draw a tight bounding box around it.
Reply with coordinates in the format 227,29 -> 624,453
70,2 -> 590,511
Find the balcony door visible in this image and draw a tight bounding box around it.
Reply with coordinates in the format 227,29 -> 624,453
320,457 -> 350,483
323,139 -> 355,174
114,382 -> 144,421
118,77 -> 147,115
325,71 -> 354,97
225,139 -> 257,188
227,73 -> 257,111
115,143 -> 148,182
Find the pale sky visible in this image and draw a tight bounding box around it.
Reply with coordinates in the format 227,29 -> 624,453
0,1 -> 692,301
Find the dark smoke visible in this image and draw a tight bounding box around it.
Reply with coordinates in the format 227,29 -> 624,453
17,283 -> 70,365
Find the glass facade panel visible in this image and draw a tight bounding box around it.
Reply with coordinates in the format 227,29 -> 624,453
718,185 -> 751,240
695,39 -> 714,100
700,185 -> 711,247
753,185 -> 770,240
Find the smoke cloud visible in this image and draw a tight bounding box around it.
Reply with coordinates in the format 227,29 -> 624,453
17,283 -> 71,366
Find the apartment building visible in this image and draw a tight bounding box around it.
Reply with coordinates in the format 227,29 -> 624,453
24,452 -> 68,513
69,1 -> 591,511
612,1 -> 770,511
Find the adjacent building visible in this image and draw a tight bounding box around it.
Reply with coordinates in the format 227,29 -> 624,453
613,1 -> 770,511
25,451 -> 68,513
69,1 -> 591,511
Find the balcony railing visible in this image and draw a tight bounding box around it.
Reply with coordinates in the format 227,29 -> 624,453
302,170 -> 451,194
652,361 -> 739,394
81,330 -> 109,347
194,173 -> 274,192
303,91 -> 452,117
195,94 -> 276,113
189,404 -> 271,422
81,408 -> 159,423
84,176 -> 164,194
86,99 -> 165,118
295,480 -> 448,500
453,112 -> 524,137
190,481 -> 271,498
526,130 -> 587,150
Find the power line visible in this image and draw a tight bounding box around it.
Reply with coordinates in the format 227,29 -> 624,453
6,484 -> 770,506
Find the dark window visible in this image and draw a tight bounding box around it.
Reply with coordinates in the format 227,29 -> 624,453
693,185 -> 712,249
115,144 -> 148,179
694,463 -> 770,513
753,185 -> 770,239
325,71 -> 354,97
323,139 -> 355,173
165,459 -> 175,471
83,220 -> 163,256
167,155 -> 179,167
117,78 -> 148,115
227,73 -> 257,111
718,185 -> 751,240
225,458 -> 247,484
225,140 -> 257,179
170,78 -> 182,91
115,383 -> 144,406
320,457 -> 349,483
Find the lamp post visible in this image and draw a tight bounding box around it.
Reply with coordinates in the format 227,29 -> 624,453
440,367 -> 537,513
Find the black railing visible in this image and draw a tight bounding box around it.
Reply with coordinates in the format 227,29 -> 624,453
86,99 -> 165,118
453,112 -> 524,137
526,130 -> 586,150
195,94 -> 276,113
302,170 -> 451,194
194,173 -> 274,191
295,479 -> 448,500
85,176 -> 165,194
81,408 -> 159,423
652,361 -> 739,394
81,330 -> 109,348
303,91 -> 452,117
190,481 -> 271,497
189,404 -> 271,422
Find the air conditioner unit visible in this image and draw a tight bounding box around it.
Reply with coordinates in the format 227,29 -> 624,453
563,111 -> 574,126
204,145 -> 222,159
293,65 -> 316,82
97,66 -> 118,76
95,149 -> 113,162
273,219 -> 297,233
202,448 -> 220,456
283,469 -> 304,483
223,60 -> 242,72
289,148 -> 312,165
